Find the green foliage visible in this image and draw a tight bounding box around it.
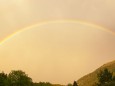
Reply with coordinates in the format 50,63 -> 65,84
7,70 -> 33,86
67,83 -> 72,86
0,70 -> 64,86
0,72 -> 7,86
33,82 -> 52,86
95,68 -> 115,86
97,68 -> 113,84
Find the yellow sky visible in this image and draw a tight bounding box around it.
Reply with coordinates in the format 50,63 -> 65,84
0,21 -> 115,84
0,0 -> 115,40
0,0 -> 115,84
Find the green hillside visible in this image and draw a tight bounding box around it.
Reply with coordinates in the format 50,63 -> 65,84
77,60 -> 115,86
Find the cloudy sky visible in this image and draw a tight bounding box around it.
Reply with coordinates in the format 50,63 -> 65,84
0,0 -> 115,84
0,0 -> 115,41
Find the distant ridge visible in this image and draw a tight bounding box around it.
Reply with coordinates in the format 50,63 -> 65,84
77,60 -> 115,86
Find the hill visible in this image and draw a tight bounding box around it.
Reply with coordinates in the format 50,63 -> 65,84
77,60 -> 115,86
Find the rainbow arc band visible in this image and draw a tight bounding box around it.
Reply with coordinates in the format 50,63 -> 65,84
0,19 -> 115,45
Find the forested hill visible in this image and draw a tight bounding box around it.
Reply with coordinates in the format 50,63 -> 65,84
77,60 -> 115,86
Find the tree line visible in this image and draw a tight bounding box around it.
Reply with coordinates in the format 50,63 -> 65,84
0,70 -> 53,86
0,68 -> 115,86
0,70 -> 78,86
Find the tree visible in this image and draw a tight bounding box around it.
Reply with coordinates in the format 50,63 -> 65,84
97,68 -> 113,85
0,72 -> 7,86
73,81 -> 78,86
95,68 -> 115,86
67,83 -> 72,86
8,70 -> 33,86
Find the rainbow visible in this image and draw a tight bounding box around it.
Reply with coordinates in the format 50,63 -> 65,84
0,19 -> 115,45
